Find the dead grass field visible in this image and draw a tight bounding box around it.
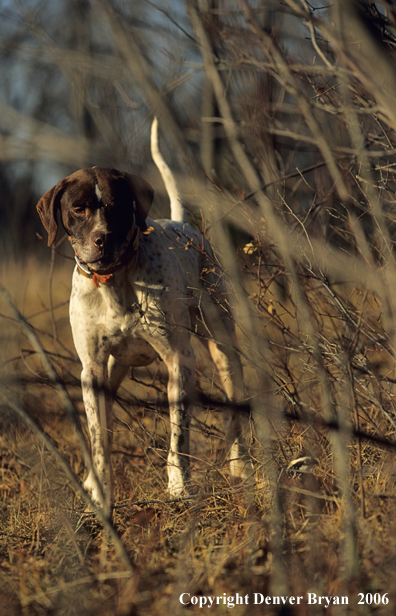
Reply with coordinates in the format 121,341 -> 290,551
0,252 -> 396,616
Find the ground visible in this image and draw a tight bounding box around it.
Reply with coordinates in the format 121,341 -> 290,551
0,258 -> 395,616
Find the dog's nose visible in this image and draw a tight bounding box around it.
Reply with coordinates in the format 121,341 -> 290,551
92,232 -> 106,249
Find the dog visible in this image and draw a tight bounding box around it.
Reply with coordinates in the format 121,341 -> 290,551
36,120 -> 250,517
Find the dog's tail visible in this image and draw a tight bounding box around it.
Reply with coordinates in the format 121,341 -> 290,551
151,117 -> 186,223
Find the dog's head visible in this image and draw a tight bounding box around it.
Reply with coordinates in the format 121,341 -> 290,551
37,167 -> 154,271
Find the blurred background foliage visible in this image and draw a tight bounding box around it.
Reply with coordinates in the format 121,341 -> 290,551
2,0 -> 392,257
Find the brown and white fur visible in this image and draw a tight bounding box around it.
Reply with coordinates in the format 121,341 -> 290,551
36,119 -> 250,517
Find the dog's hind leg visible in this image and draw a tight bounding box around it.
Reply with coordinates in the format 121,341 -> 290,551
207,337 -> 252,481
198,300 -> 252,481
108,355 -> 130,393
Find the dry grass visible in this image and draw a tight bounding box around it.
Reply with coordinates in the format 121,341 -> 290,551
0,253 -> 395,616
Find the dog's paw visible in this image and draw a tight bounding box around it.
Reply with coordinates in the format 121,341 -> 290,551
83,472 -> 113,517
167,466 -> 187,498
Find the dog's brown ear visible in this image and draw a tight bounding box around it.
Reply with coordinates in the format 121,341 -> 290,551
36,180 -> 66,247
124,174 -> 154,231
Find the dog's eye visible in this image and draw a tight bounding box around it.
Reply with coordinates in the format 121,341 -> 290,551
72,206 -> 86,215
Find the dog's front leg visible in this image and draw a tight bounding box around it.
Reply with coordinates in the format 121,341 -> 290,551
151,336 -> 196,496
80,362 -> 114,517
167,351 -> 195,496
